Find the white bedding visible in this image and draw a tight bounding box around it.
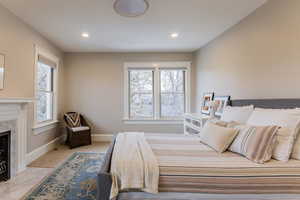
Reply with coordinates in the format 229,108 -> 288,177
110,132 -> 159,199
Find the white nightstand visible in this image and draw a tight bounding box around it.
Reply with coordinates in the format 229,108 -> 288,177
184,113 -> 211,135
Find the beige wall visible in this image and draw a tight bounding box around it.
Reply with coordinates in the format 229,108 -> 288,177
64,53 -> 195,134
195,0 -> 300,112
0,4 -> 64,152
4,0 -> 298,148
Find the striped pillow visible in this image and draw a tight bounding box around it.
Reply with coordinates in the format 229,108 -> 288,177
228,124 -> 279,164
65,112 -> 81,127
247,108 -> 300,161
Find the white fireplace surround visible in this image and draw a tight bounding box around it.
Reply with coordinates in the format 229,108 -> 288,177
0,98 -> 33,175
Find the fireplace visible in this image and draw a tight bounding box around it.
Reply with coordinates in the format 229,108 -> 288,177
0,98 -> 32,178
0,130 -> 10,181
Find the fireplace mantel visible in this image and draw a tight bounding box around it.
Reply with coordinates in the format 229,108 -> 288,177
0,98 -> 33,175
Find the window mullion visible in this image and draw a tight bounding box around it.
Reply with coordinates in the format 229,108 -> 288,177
154,69 -> 160,120
126,70 -> 130,119
48,91 -> 54,120
183,70 -> 186,113
184,70 -> 190,113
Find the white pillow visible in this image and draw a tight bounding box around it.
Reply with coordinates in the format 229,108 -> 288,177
220,105 -> 254,123
292,108 -> 300,159
292,135 -> 300,160
247,108 -> 300,161
247,108 -> 300,129
199,121 -> 239,153
273,128 -> 295,162
292,108 -> 300,160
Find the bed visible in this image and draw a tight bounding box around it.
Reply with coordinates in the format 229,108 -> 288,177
97,99 -> 300,200
147,133 -> 300,193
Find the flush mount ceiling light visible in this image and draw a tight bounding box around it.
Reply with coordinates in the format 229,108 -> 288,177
81,32 -> 89,38
114,0 -> 149,17
171,33 -> 179,38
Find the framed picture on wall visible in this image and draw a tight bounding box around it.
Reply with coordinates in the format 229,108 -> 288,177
214,95 -> 231,117
201,92 -> 214,115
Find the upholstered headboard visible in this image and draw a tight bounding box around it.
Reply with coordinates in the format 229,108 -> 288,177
230,99 -> 300,109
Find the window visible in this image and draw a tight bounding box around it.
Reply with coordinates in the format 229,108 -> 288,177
129,70 -> 154,118
34,46 -> 59,131
37,60 -> 54,123
124,62 -> 191,123
160,70 -> 185,118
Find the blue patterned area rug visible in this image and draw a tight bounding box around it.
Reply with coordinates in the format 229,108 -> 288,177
24,152 -> 103,200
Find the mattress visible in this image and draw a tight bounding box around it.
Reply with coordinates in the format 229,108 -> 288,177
145,133 -> 300,194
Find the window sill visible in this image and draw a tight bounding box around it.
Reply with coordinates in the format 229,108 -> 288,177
123,119 -> 183,125
32,120 -> 59,135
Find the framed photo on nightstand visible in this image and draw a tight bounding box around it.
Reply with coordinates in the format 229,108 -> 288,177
201,92 -> 214,115
214,95 -> 231,117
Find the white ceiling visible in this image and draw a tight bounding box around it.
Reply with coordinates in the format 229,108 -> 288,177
0,0 -> 267,52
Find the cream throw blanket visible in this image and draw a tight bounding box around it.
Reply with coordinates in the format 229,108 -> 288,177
110,132 -> 159,199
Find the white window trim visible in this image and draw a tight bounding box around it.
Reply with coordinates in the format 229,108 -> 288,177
123,61 -> 191,124
123,119 -> 183,125
33,45 -> 59,135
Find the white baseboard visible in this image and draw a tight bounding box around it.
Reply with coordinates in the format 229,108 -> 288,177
92,134 -> 114,142
26,135 -> 64,165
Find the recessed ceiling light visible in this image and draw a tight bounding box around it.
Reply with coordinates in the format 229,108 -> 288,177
171,33 -> 179,38
81,32 -> 89,38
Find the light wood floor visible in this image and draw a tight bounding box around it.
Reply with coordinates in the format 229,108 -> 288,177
0,142 -> 110,200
